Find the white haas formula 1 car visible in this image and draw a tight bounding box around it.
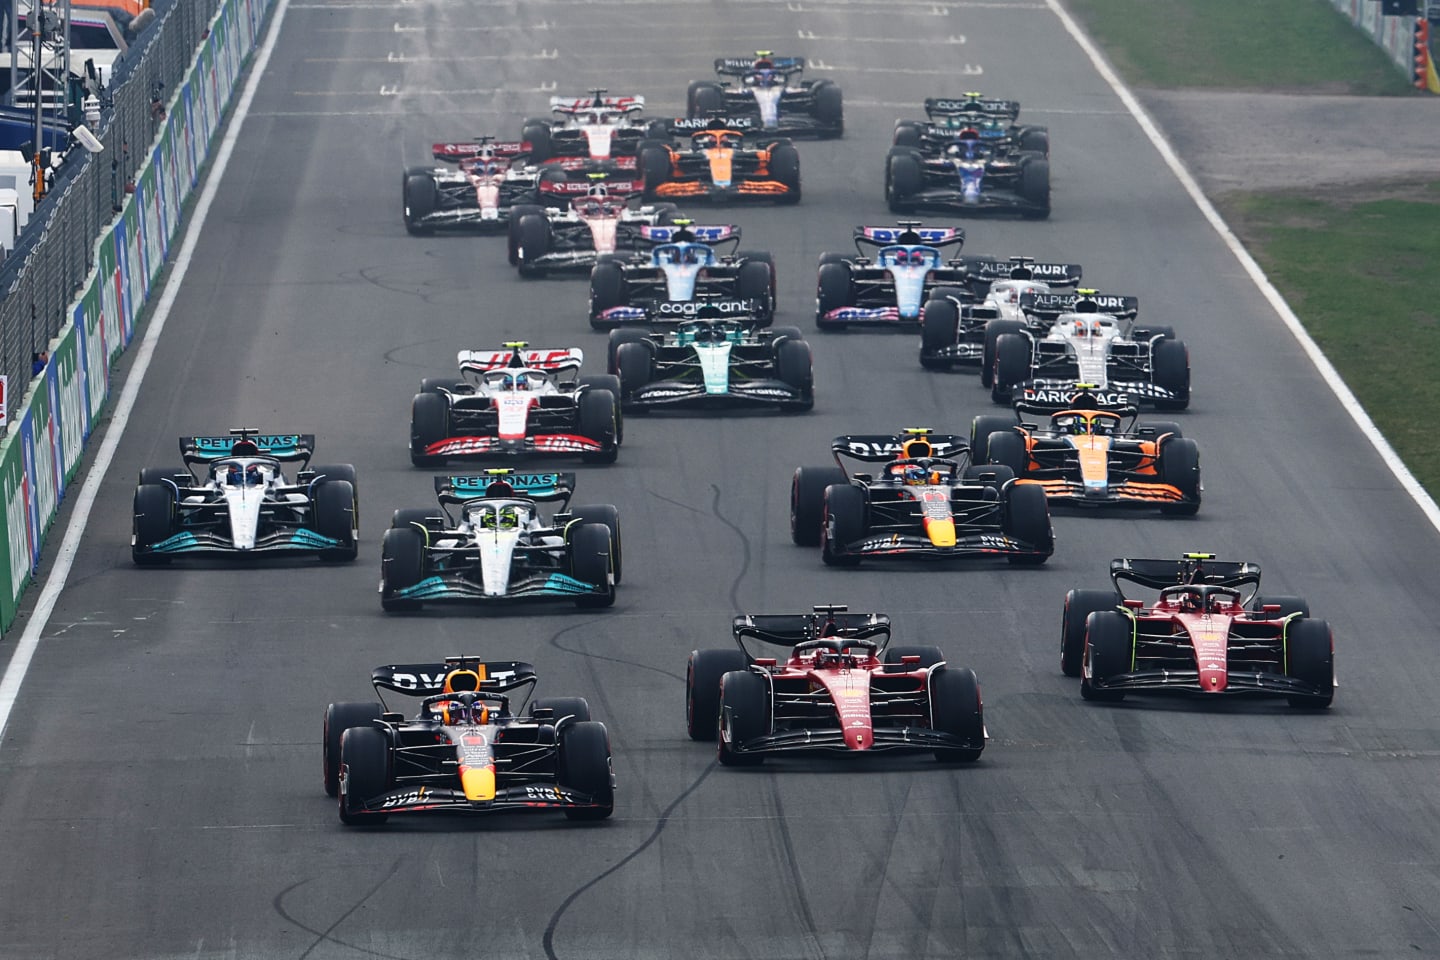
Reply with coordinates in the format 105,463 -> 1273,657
920,256 -> 1083,371
522,90 -> 666,161
410,343 -> 621,466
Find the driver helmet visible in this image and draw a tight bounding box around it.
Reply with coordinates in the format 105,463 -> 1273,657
903,465 -> 929,486
502,372 -> 530,391
245,463 -> 265,486
225,463 -> 243,485
1180,592 -> 1203,612
480,505 -> 522,530
442,697 -> 489,726
751,58 -> 777,83
694,133 -> 718,151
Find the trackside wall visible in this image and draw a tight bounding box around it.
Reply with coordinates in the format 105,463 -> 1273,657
1326,0 -> 1436,89
0,0 -> 278,632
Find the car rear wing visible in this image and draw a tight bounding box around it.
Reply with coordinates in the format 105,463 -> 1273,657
458,347 -> 585,375
830,431 -> 967,464
714,55 -> 805,77
434,471 -> 575,506
539,172 -> 644,198
733,606 -> 891,649
636,298 -> 766,325
924,96 -> 1021,120
549,93 -> 644,115
637,223 -> 741,247
966,258 -> 1082,286
371,658 -> 538,697
1110,556 -> 1262,594
665,115 -> 762,137
180,430 -> 314,464
431,140 -> 530,163
1019,291 -> 1138,320
1014,387 -> 1139,421
854,223 -> 965,255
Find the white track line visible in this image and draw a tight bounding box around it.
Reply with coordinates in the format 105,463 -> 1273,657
1047,0 -> 1440,535
0,0 -> 293,744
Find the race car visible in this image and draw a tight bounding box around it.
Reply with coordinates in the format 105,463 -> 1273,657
521,90 -> 666,161
507,177 -> 681,278
919,256 -> 1084,370
686,53 -> 843,138
380,470 -> 620,610
886,130 -> 1050,219
892,94 -> 1049,157
970,390 -> 1201,515
324,657 -> 614,824
403,139 -> 546,235
132,429 -> 357,564
1059,554 -> 1334,707
588,222 -> 776,328
814,222 -> 976,330
409,343 -> 621,466
607,313 -> 813,412
989,289 -> 1190,410
685,604 -> 984,765
789,427 -> 1053,566
639,118 -> 801,204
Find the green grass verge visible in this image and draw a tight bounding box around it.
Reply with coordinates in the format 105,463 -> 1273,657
1064,0 -> 1416,94
1219,184 -> 1440,498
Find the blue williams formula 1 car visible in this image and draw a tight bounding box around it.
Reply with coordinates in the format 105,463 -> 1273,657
324,657 -> 614,824
132,429 -> 357,564
687,52 -> 843,139
380,471 -> 619,611
815,223 -> 978,330
887,128 -> 1049,219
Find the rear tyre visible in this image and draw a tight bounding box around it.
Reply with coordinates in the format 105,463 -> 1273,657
1152,339 -> 1191,410
929,666 -> 984,762
991,333 -> 1030,404
1251,595 -> 1310,619
735,260 -> 775,318
578,390 -> 619,464
570,504 -> 622,583
981,320 -> 1026,388
409,392 -> 449,467
379,526 -> 425,612
688,81 -> 725,117
1018,127 -> 1049,155
614,342 -> 653,398
812,79 -> 843,135
892,121 -> 922,147
402,173 -> 437,236
138,467 -> 184,486
920,298 -> 959,370
883,645 -> 944,669
686,648 -> 749,741
338,726 -> 392,825
821,483 -> 866,567
589,259 -> 628,326
969,414 -> 1019,464
1081,611 -> 1132,702
324,701 -> 383,797
608,328 -> 652,372
717,669 -> 768,766
1061,589 -> 1121,678
815,262 -> 852,330
390,507 -> 441,531
530,697 -> 592,724
132,483 -> 175,565
314,480 -> 358,562
886,150 -> 922,211
569,522 -> 616,607
558,721 -> 615,820
775,339 -> 814,409
1003,482 -> 1052,564
521,123 -> 553,163
985,431 -> 1028,477
769,143 -> 801,203
1019,158 -> 1050,219
790,466 -> 847,546
579,376 -> 625,444
1285,619 -> 1334,709
640,145 -> 672,197
1158,438 -> 1201,516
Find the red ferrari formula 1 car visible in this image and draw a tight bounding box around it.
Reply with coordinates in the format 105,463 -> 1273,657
1061,554 -> 1335,707
686,604 -> 985,765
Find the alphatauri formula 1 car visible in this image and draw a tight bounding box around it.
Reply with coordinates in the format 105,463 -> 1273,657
132,429 -> 357,564
919,256 -> 1083,370
325,657 -> 614,823
687,53 -> 843,138
686,604 -> 984,765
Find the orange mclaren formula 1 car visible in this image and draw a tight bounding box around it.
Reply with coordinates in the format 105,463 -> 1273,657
639,118 -> 800,204
969,389 -> 1200,515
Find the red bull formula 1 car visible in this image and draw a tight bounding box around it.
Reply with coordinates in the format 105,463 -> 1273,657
324,658 -> 614,824
1060,554 -> 1335,708
685,604 -> 984,765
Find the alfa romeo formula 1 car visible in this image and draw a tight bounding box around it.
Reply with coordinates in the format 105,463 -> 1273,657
508,177 -> 680,277
522,90 -> 665,161
970,390 -> 1201,515
588,222 -> 776,327
409,343 -> 621,466
607,313 -> 813,412
404,139 -> 542,235
132,429 -> 357,564
815,223 -> 975,330
892,94 -> 1049,157
886,130 -> 1050,219
989,290 -> 1191,410
789,427 -> 1053,566
324,657 -> 614,824
639,118 -> 801,204
685,604 -> 984,765
687,53 -> 843,138
918,256 -> 1084,370
1059,554 -> 1335,707
380,471 -> 620,610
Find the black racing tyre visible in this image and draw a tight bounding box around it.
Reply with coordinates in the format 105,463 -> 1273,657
409,392 -> 449,468
1138,325 -> 1176,342
1285,618 -> 1335,709
961,463 -> 1016,489
324,701 -> 383,797
929,665 -> 984,762
418,378 -> 463,396
132,483 -> 175,565
769,325 -> 805,350
736,249 -> 778,303
769,143 -> 801,203
571,504 -> 622,584
608,328 -> 652,372
821,483 -> 866,567
558,721 -> 615,820
312,462 -> 358,515
577,390 -> 619,464
530,697 -> 592,725
892,121 -> 922,147
1250,595 -> 1310,619
970,414 -> 1019,464
686,648 -> 750,741
1081,611 -> 1132,702
1158,437 -> 1201,516
1018,127 -> 1050,155
506,204 -> 545,261
688,80 -> 725,117
1152,339 -> 1191,410
811,79 -> 843,133
775,339 -> 814,407
1061,589 -> 1122,678
1019,158 -> 1050,220
920,297 -> 959,370
883,645 -> 945,669
513,213 -> 551,278
389,507 -> 441,531
569,522 -> 616,607
817,251 -> 847,268
521,123 -> 552,162
379,526 -> 425,612
985,431 -> 1028,477
614,342 -> 653,397
589,260 -> 628,326
314,480 -> 358,562
886,151 -> 922,210
338,725 -> 392,825
815,262 -> 853,330
790,466 -> 847,546
402,172 -> 437,236
735,259 -> 774,316
652,202 -> 683,225
138,467 -> 184,486
1002,481 -> 1052,565
640,145 -> 672,196
981,320 -> 1027,388
1144,420 -> 1183,440
991,333 -> 1031,403
717,669 -> 768,766
579,376 -> 625,444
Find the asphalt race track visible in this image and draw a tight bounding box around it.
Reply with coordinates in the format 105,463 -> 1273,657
1,1 -> 1438,958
